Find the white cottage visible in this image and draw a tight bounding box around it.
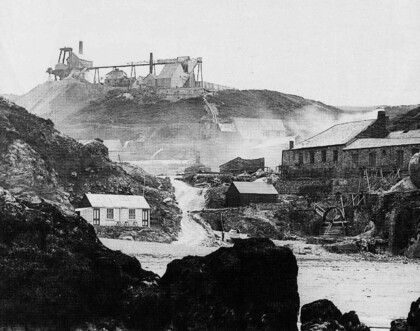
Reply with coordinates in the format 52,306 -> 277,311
75,194 -> 151,227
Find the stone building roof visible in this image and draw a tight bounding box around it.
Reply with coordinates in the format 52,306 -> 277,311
293,119 -> 375,149
231,181 -> 278,195
343,137 -> 420,150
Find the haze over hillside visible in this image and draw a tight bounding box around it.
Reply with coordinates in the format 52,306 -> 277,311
10,79 -> 410,172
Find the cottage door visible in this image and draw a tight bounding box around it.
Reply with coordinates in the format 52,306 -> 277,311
93,208 -> 100,225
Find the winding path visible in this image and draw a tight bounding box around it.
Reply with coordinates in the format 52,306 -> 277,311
170,177 -> 212,246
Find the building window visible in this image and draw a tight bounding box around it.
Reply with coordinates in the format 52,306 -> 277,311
333,150 -> 338,162
107,208 -> 114,219
129,209 -> 136,219
93,208 -> 100,225
321,150 -> 327,162
351,153 -> 359,166
298,153 -> 303,165
142,210 -> 149,221
309,151 -> 315,164
412,148 -> 420,155
396,150 -> 404,168
369,152 -> 376,167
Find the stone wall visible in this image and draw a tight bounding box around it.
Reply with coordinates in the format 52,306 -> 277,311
343,144 -> 420,171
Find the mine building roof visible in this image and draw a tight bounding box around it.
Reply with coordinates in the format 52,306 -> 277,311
343,137 -> 420,150
231,181 -> 278,195
80,193 -> 150,209
293,119 -> 375,149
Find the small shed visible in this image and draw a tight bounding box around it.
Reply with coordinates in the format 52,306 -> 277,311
225,181 -> 278,207
75,193 -> 151,227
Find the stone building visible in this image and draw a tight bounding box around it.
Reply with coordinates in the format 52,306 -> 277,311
281,110 -> 420,177
220,157 -> 265,174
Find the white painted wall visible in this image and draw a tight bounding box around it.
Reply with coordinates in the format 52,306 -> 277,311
76,207 -> 150,227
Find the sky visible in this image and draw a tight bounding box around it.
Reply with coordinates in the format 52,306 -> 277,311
1,0 -> 420,106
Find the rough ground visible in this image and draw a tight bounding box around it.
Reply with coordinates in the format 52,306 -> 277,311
101,238 -> 420,330
0,97 -> 182,240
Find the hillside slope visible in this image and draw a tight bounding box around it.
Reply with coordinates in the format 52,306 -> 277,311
0,97 -> 181,240
388,105 -> 420,131
15,78 -> 106,125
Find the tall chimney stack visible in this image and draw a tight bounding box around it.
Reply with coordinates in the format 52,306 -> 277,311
79,41 -> 83,55
149,53 -> 153,74
289,141 -> 294,149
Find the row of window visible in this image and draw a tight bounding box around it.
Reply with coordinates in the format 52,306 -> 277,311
297,148 -> 419,166
105,208 -> 149,220
352,149 -> 419,167
298,150 -> 339,164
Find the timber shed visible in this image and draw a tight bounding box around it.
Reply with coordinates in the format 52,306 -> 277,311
225,181 -> 278,207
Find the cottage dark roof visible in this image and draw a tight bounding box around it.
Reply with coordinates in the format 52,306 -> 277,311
293,119 -> 375,149
82,194 -> 150,209
343,137 -> 420,150
232,181 -> 278,195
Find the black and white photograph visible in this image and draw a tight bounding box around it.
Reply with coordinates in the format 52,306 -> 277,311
1,0 -> 420,330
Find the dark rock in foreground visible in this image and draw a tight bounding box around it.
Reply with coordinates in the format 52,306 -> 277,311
0,187 -> 160,329
301,299 -> 370,331
0,189 -> 300,330
160,238 -> 300,331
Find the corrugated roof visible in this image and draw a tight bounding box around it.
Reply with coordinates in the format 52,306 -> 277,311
232,181 -> 278,195
232,117 -> 286,139
293,119 -> 375,149
84,194 -> 150,209
388,130 -> 420,139
343,138 -> 420,150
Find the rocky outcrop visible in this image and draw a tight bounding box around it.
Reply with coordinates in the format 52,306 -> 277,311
409,152 -> 420,188
160,238 -> 299,331
0,97 -> 181,241
301,299 -> 370,331
205,185 -> 229,208
390,297 -> 420,331
0,187 -> 160,329
0,191 -> 300,330
198,206 -> 288,239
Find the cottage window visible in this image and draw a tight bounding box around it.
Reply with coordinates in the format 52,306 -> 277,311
309,151 -> 315,164
396,150 -> 404,168
129,209 -> 136,219
142,210 -> 149,221
321,150 -> 327,163
333,150 -> 338,162
369,152 -> 376,167
106,208 -> 114,219
351,153 -> 359,166
412,148 -> 419,155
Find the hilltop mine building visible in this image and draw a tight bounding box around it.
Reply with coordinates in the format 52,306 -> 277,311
104,68 -> 133,87
75,193 -> 151,227
225,181 -> 278,207
281,110 -> 420,178
220,157 -> 265,175
46,41 -> 93,80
